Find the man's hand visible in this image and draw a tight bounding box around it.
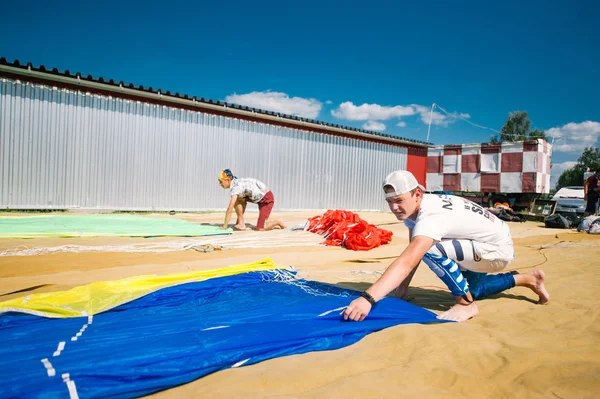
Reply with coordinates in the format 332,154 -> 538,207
342,297 -> 372,321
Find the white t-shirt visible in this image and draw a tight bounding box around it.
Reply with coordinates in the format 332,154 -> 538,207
404,194 -> 512,245
229,178 -> 268,203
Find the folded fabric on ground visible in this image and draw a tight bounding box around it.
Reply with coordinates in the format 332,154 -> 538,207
305,210 -> 393,250
578,215 -> 600,234
0,214 -> 231,238
488,206 -> 525,222
0,260 -> 443,399
0,259 -> 281,318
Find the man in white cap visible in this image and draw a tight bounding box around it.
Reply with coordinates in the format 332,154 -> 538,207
343,170 -> 550,322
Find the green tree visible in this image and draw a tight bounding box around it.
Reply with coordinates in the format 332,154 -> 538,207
556,146 -> 600,189
556,168 -> 583,189
528,128 -> 546,140
577,146 -> 600,171
491,111 -> 548,143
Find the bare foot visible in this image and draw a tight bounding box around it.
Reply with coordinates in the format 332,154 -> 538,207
277,218 -> 287,229
261,219 -> 287,231
436,302 -> 479,322
529,270 -> 550,304
515,270 -> 550,304
233,224 -> 247,231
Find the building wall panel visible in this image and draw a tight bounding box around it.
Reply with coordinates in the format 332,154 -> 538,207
0,79 -> 414,211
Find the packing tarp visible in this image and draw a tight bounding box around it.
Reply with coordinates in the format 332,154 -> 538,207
0,214 -> 231,238
0,261 -> 444,399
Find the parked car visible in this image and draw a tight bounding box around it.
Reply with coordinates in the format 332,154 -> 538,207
552,186 -> 586,222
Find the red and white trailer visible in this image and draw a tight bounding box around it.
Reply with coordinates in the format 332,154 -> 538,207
426,139 -> 552,208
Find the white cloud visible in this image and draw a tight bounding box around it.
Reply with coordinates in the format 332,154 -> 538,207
225,91 -> 322,119
331,102 -> 415,121
551,161 -> 578,174
362,120 -> 386,131
330,101 -> 472,129
325,100 -> 333,105
412,105 -> 470,127
546,121 -> 600,153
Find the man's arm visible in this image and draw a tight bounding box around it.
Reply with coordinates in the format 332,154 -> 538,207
222,195 -> 238,229
395,228 -> 419,299
367,235 -> 434,301
342,235 -> 434,321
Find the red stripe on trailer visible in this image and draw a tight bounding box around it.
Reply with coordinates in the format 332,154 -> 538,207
523,141 -> 538,152
501,152 -> 523,173
481,143 -> 501,154
462,154 -> 479,173
481,173 -> 500,192
443,145 -> 462,156
443,174 -> 461,191
522,172 -> 537,192
426,155 -> 442,173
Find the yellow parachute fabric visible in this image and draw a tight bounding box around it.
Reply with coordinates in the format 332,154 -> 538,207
0,258 -> 287,318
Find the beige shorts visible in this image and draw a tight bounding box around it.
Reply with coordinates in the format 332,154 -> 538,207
429,239 -> 514,273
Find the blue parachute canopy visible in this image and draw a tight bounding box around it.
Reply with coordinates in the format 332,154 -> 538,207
0,270 -> 445,398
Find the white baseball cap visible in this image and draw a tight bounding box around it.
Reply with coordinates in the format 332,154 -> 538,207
383,170 -> 425,198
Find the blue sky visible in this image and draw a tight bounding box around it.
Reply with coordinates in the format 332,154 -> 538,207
1,0 -> 598,186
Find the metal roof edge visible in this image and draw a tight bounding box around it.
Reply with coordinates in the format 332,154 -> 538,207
0,59 -> 431,148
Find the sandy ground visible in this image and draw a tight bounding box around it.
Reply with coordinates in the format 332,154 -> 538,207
1,210 -> 599,398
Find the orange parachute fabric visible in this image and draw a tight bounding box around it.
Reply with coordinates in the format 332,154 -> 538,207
305,210 -> 393,251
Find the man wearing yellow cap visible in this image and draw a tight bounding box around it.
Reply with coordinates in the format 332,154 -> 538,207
342,170 -> 550,322
218,169 -> 286,231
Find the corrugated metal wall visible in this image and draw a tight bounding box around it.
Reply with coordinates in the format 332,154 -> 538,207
0,78 -> 408,211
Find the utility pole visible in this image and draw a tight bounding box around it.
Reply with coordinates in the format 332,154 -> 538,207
426,103 -> 436,143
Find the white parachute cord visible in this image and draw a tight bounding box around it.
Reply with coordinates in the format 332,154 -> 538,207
0,231 -> 322,256
258,268 -> 351,298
